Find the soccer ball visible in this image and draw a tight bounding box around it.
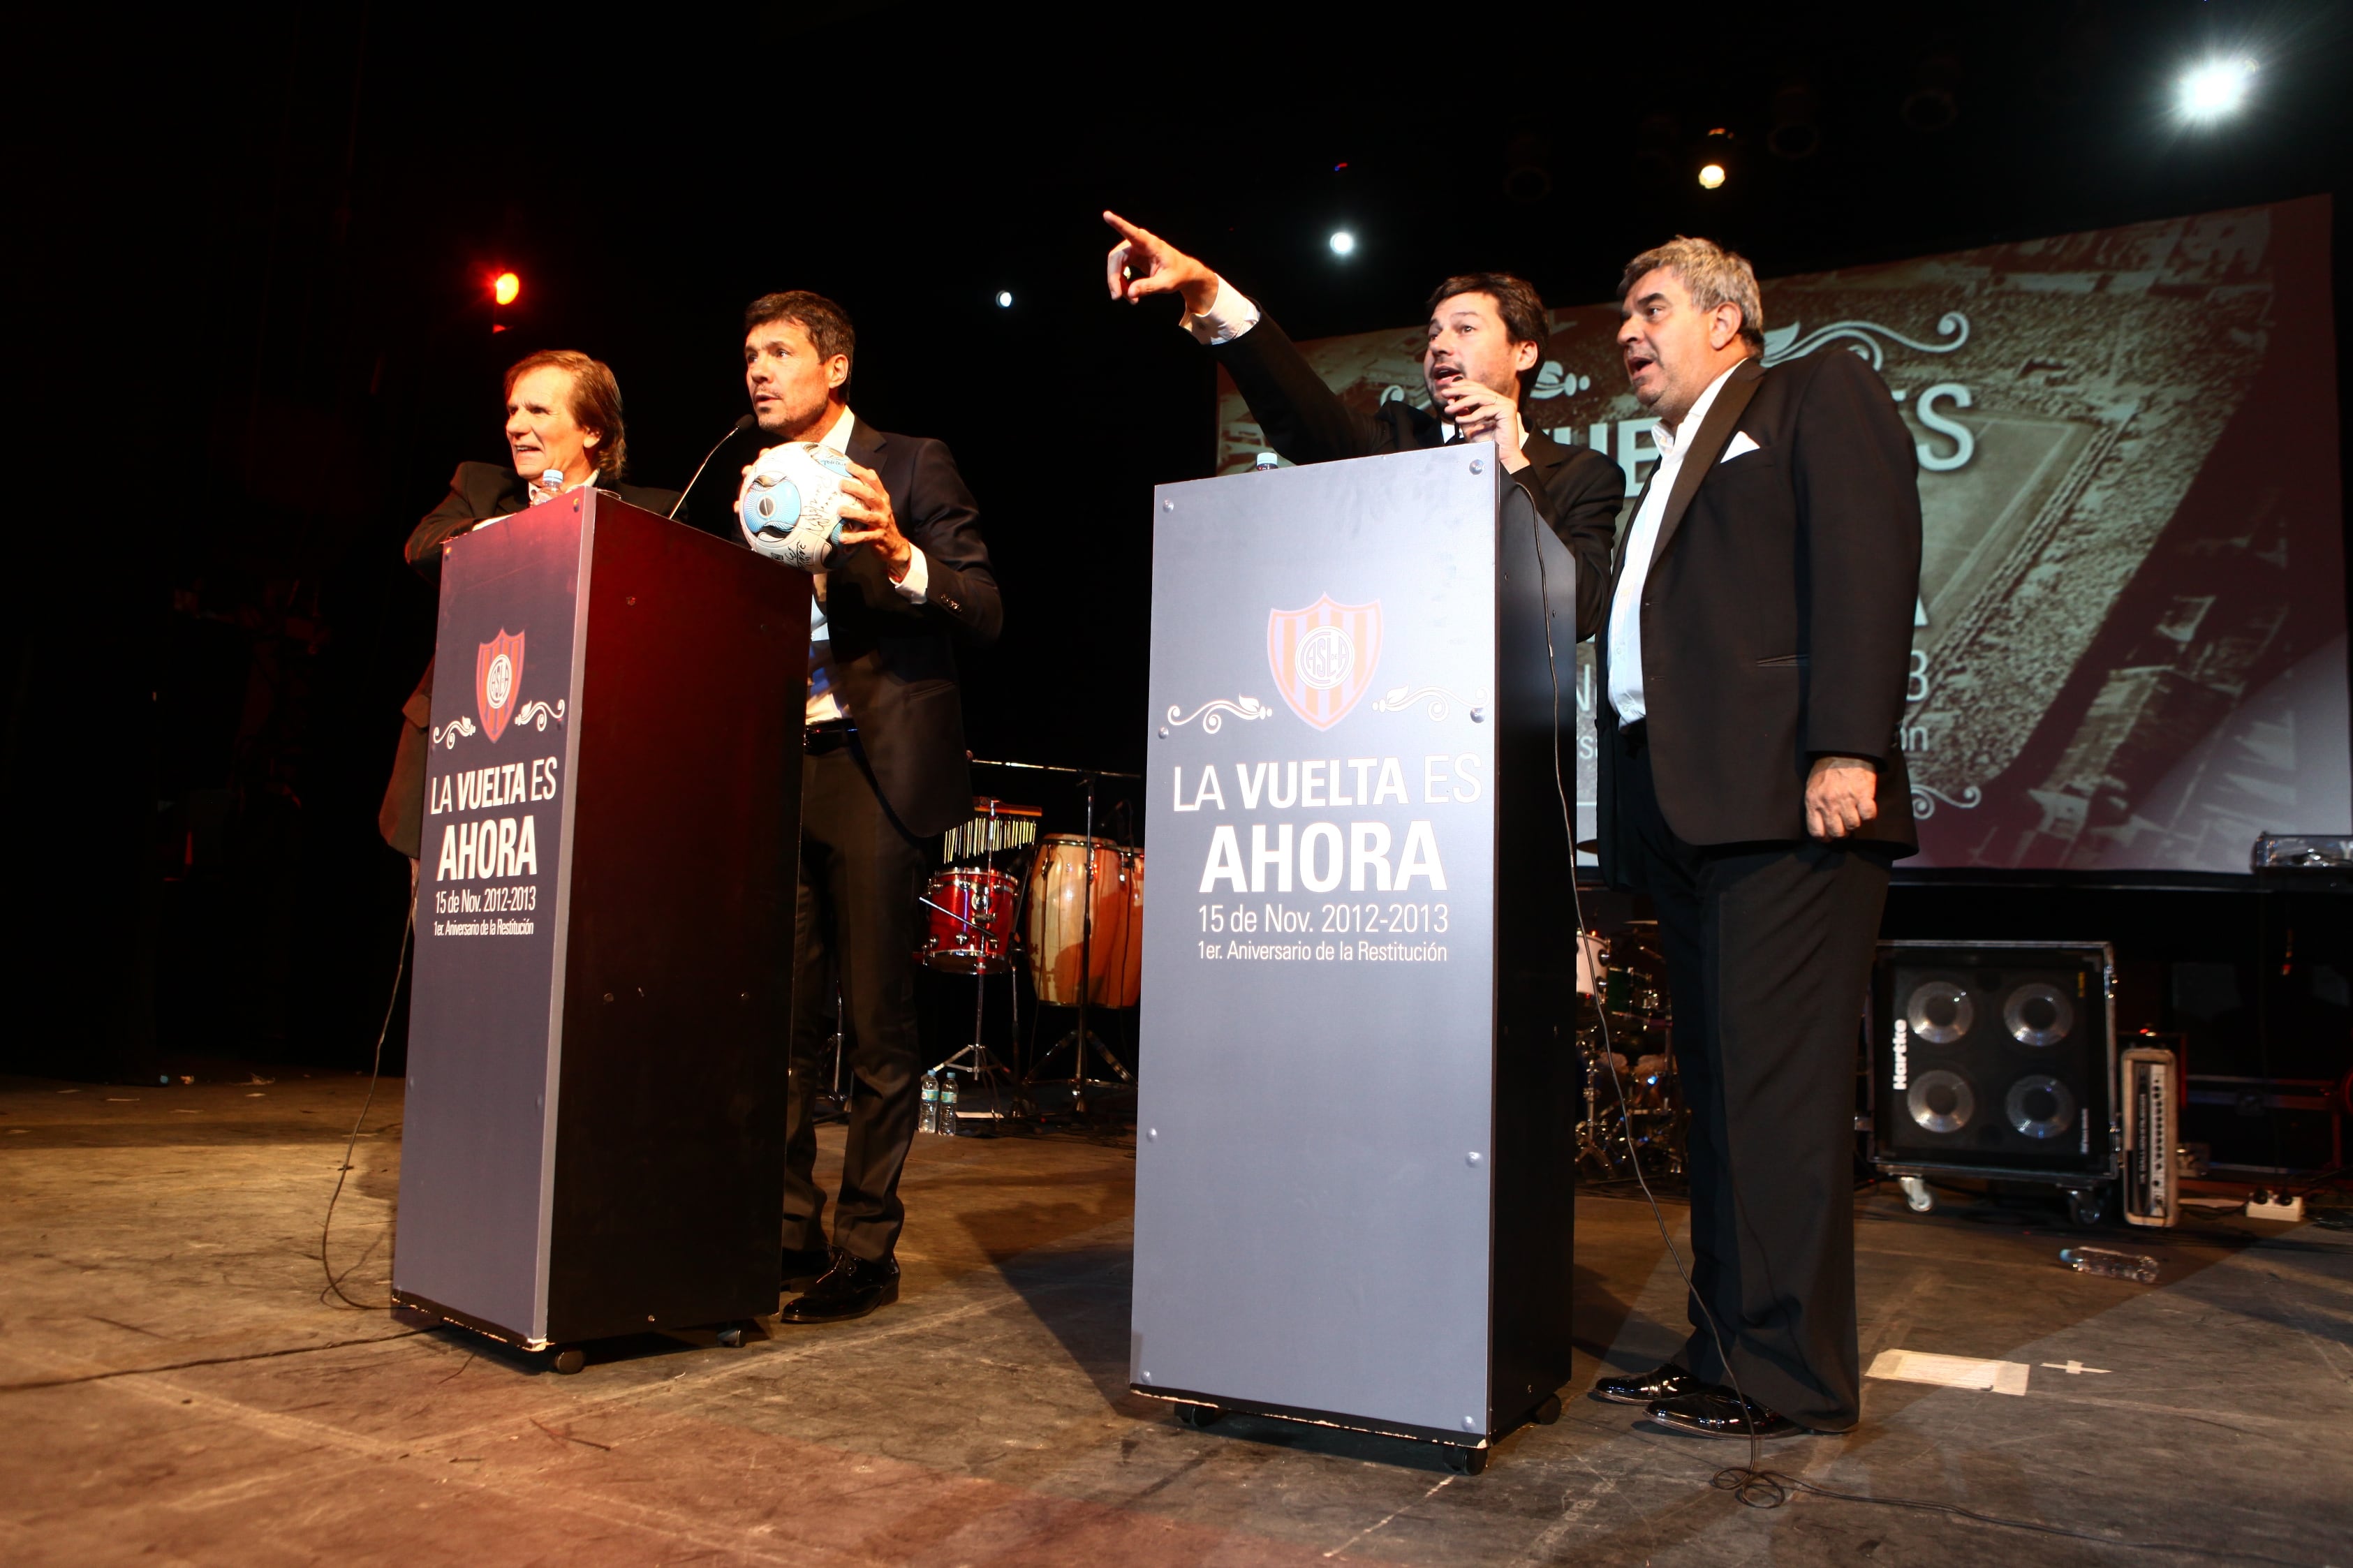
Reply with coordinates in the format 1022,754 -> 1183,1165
737,442 -> 859,570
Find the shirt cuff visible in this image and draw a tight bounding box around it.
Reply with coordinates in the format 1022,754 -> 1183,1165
1179,276 -> 1261,346
892,545 -> 929,603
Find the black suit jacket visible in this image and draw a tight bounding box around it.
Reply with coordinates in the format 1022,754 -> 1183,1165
1595,351 -> 1922,878
1211,308 -> 1623,636
781,419 -> 1001,840
400,461 -> 684,717
378,463 -> 682,856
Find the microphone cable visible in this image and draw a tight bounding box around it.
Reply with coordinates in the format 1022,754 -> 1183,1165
670,414 -> 758,521
321,897 -> 413,1311
1526,502 -> 1771,1495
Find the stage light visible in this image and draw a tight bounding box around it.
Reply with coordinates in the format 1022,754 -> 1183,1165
1329,230 -> 1356,257
995,290 -> 1013,308
1697,162 -> 1727,190
493,271 -> 520,306
2178,57 -> 2255,120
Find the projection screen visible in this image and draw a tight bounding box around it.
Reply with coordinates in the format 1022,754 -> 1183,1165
1212,198 -> 2348,875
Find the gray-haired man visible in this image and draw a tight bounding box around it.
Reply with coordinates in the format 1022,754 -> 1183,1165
1586,237 -> 1922,1439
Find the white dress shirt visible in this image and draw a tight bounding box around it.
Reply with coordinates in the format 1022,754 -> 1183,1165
805,404 -> 929,725
1606,361 -> 1746,726
1179,276 -> 1262,345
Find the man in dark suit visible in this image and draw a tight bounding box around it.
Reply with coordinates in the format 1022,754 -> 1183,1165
1586,238 -> 1922,1439
735,291 -> 1002,1323
381,351 -> 678,864
1102,212 -> 1620,632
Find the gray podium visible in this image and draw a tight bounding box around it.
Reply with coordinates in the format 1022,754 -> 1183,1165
1130,444 -> 1580,1467
392,491 -> 807,1362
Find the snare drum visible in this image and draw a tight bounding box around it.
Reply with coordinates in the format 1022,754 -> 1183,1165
918,868 -> 1020,974
1024,836 -> 1145,1007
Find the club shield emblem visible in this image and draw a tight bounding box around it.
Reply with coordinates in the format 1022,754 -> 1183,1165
1267,596 -> 1382,731
475,629 -> 525,744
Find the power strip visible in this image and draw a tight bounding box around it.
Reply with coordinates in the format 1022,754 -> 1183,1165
2245,1192 -> 2307,1222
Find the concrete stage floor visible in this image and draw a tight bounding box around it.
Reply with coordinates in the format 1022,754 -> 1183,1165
2,1072 -> 2347,1567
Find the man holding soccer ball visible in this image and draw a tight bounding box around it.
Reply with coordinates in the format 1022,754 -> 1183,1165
737,290 -> 1002,1324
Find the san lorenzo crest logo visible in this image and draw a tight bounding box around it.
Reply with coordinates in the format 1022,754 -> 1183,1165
475,629 -> 525,744
1267,596 -> 1382,731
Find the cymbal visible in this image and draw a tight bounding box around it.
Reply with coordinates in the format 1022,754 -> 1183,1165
1576,839 -> 1600,855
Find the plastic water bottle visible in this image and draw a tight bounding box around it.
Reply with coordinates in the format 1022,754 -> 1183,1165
940,1070 -> 960,1133
1254,450 -> 1280,471
2059,1245 -> 2159,1284
919,1072 -> 939,1135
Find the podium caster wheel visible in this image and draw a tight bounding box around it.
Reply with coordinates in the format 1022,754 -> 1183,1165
1445,1444 -> 1488,1476
551,1348 -> 586,1375
1176,1403 -> 1222,1429
1899,1176 -> 1935,1214
1530,1394 -> 1563,1426
716,1327 -> 744,1348
2067,1189 -> 2107,1227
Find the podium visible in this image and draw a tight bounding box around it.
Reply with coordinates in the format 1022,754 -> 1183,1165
392,490 -> 808,1355
1130,445 -> 1579,1465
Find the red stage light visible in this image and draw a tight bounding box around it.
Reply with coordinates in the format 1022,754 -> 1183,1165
494,272 -> 520,306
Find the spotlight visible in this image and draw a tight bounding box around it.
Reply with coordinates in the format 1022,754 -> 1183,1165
2178,57 -> 2255,120
1696,125 -> 1735,190
994,290 -> 1014,308
1329,230 -> 1356,256
493,271 -> 520,306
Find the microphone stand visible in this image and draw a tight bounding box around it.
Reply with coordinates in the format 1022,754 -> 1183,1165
669,415 -> 756,521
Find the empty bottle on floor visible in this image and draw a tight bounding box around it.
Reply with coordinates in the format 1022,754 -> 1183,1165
2059,1245 -> 2158,1284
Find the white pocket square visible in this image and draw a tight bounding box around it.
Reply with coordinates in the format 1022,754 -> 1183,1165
1720,431 -> 1762,463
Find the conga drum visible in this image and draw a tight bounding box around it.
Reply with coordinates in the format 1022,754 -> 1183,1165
1025,836 -> 1145,1007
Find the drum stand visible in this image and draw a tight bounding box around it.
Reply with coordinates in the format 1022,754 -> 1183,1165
1019,767 -> 1131,1113
925,815 -> 1021,1130
812,983 -> 850,1124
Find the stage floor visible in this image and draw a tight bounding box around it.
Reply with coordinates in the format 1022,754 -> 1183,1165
2,1072 -> 2347,1567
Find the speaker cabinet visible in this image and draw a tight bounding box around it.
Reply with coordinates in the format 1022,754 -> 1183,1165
1868,942 -> 2116,1181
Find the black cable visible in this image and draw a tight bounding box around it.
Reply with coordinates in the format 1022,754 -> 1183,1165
321,901 -> 413,1312
1706,1469 -> 2324,1562
1526,509 -> 2323,1563
1528,508 -> 1770,1486
0,1330 -> 431,1394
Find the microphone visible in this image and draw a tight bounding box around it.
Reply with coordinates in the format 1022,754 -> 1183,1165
669,414 -> 758,521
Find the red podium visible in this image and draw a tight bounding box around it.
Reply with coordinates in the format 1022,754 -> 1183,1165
392,490 -> 807,1358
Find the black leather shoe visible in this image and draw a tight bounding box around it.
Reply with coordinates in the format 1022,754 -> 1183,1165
779,1250 -> 900,1324
781,1243 -> 832,1292
1645,1386 -> 1817,1440
1592,1362 -> 1706,1405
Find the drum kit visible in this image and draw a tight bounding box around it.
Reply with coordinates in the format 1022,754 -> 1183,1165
910,785 -> 1679,1160
914,773 -> 1146,1126
1574,920 -> 1689,1182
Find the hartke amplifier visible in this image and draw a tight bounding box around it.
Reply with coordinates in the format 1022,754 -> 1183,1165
2120,1046 -> 2178,1227
1868,942 -> 2117,1183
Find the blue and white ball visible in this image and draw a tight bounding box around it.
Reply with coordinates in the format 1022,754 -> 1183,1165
737,442 -> 859,570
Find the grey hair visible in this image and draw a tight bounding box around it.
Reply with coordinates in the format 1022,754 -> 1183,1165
1617,235 -> 1765,353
